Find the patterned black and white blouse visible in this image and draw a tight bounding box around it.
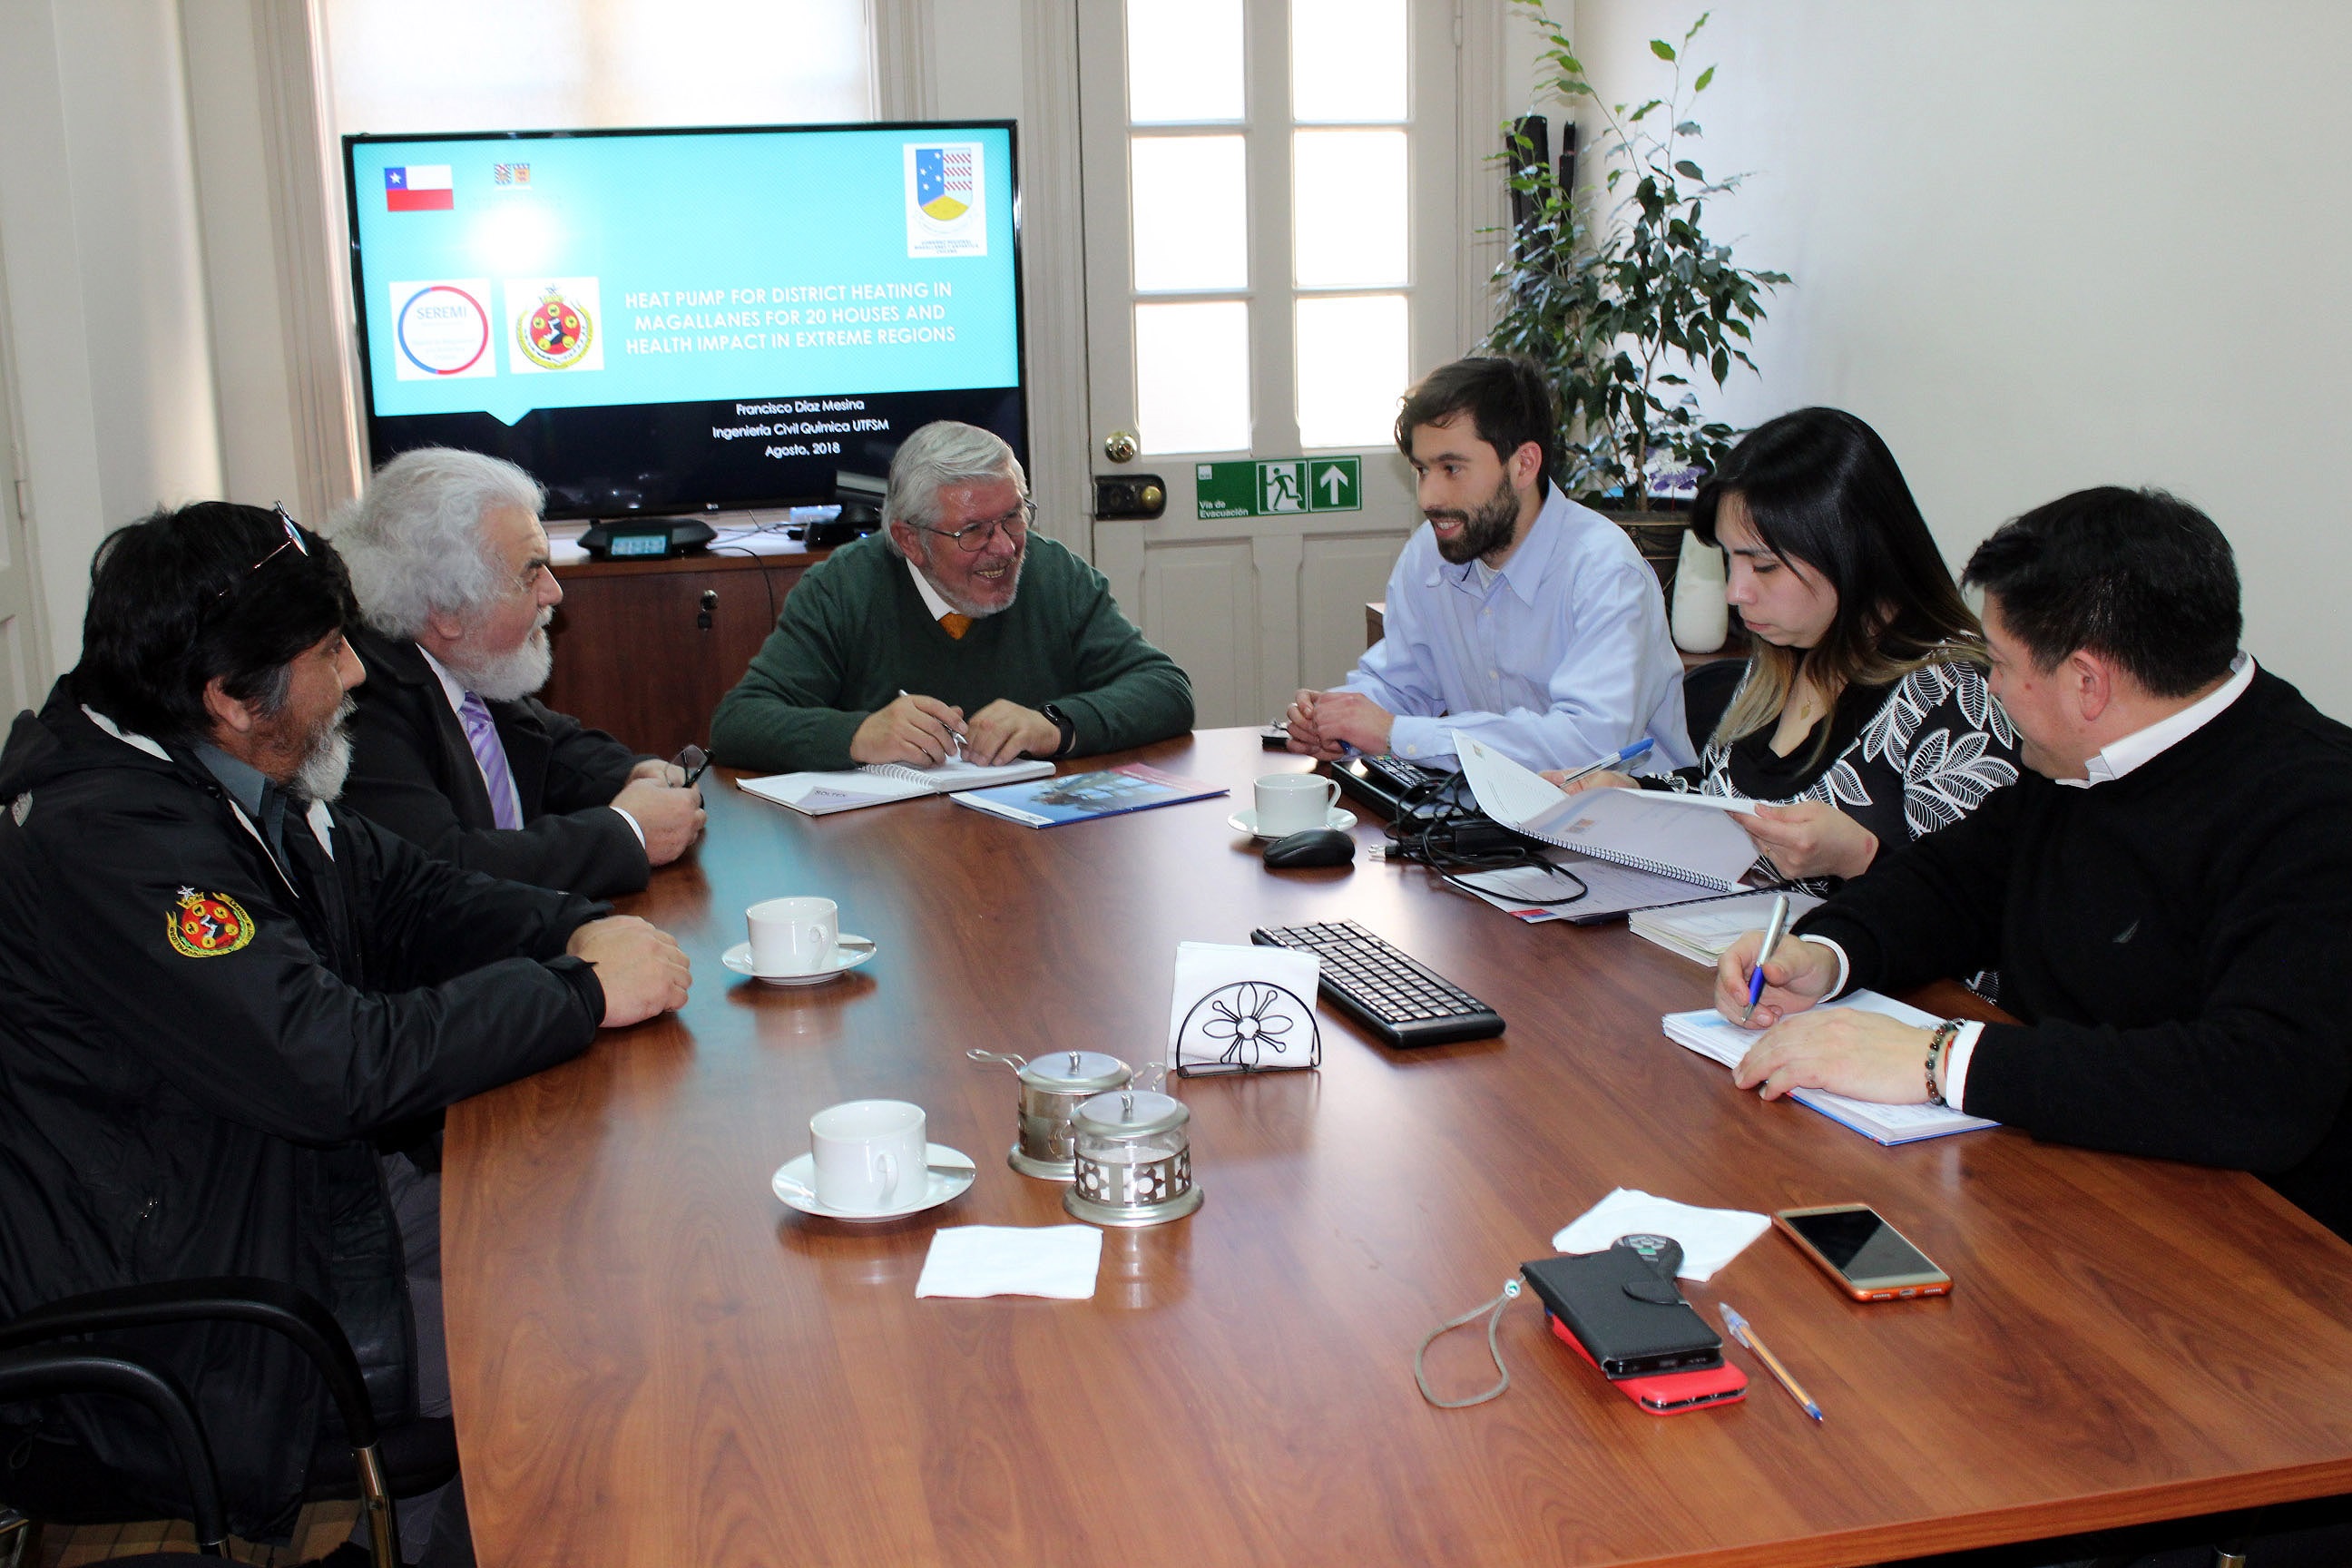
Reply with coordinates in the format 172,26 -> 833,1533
1669,660 -> 2023,887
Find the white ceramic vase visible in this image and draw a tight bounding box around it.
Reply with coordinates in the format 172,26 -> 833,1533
1671,531 -> 1729,653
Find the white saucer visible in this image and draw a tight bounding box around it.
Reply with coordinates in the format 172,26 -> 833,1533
1229,807 -> 1357,840
771,1143 -> 976,1220
723,936 -> 877,986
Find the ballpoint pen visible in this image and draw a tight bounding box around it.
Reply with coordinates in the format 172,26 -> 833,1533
1719,1302 -> 1823,1421
1740,892 -> 1793,1025
1552,737 -> 1655,789
898,688 -> 965,762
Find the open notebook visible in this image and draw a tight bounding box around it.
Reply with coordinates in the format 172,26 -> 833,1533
1662,993 -> 2000,1145
1454,732 -> 1765,891
738,756 -> 1054,817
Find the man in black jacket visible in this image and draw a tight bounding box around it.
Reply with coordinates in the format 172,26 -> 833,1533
330,446 -> 705,897
1720,488 -> 2352,1240
0,503 -> 691,1558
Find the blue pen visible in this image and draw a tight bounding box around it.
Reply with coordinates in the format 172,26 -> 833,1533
1740,893 -> 1793,1025
1551,737 -> 1655,789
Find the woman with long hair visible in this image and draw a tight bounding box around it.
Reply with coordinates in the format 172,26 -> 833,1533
1549,407 -> 2019,884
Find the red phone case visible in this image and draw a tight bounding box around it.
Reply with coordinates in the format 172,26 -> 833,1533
1549,1312 -> 1749,1415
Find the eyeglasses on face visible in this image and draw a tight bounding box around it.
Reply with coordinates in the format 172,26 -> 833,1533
214,505 -> 309,600
910,499 -> 1036,553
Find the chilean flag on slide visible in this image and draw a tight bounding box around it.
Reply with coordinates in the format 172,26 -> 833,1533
385,166 -> 453,211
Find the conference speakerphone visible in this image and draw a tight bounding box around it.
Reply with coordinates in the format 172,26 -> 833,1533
578,518 -> 717,560
1250,920 -> 1504,1048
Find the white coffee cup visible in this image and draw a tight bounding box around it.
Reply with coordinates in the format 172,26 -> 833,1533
1256,772 -> 1341,836
809,1099 -> 926,1212
748,896 -> 838,976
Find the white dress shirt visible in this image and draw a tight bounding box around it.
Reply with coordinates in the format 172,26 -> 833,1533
1339,485 -> 1694,772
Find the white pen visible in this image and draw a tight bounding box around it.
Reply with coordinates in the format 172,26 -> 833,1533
898,688 -> 964,763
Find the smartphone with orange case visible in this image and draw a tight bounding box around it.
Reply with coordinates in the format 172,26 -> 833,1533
1547,1313 -> 1749,1415
1774,1203 -> 1952,1301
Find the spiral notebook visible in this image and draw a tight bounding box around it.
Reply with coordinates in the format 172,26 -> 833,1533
1454,731 -> 1764,891
739,756 -> 1054,817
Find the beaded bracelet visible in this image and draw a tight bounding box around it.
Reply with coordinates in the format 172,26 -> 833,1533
1925,1019 -> 1965,1106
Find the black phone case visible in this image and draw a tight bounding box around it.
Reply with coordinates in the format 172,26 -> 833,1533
1520,1251 -> 1724,1378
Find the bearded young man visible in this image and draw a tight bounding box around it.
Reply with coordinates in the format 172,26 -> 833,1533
332,447 -> 705,898
709,420 -> 1192,772
0,502 -> 691,1560
1284,356 -> 1692,774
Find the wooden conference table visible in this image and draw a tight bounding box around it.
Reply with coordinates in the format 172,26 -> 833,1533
445,729 -> 2352,1568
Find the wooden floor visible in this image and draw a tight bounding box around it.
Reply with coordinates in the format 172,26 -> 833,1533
32,1501 -> 358,1565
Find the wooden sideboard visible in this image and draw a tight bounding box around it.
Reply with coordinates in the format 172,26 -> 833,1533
542,524 -> 829,761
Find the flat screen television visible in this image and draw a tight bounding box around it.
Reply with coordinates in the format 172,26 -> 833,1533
341,122 -> 1024,520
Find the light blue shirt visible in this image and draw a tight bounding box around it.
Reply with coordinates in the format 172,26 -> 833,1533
1342,485 -> 1694,772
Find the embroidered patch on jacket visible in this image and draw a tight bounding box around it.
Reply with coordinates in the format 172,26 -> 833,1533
167,887 -> 253,957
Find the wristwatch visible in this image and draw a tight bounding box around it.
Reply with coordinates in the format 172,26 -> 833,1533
1040,702 -> 1077,759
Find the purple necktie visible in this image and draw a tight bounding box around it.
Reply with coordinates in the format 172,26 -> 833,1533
457,692 -> 524,830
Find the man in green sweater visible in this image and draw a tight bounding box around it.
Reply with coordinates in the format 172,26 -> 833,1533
710,421 -> 1192,771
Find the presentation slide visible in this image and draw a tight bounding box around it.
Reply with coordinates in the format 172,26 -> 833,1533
348,128 -> 1019,428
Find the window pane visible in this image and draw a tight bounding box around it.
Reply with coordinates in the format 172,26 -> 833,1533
1130,137 -> 1249,292
1137,301 -> 1251,454
1128,0 -> 1243,124
1297,295 -> 1406,448
326,0 -> 872,133
1293,130 -> 1406,288
1291,0 -> 1406,123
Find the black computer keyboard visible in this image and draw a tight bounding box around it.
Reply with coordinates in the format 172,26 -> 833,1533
1328,753 -> 1459,823
1250,920 -> 1505,1048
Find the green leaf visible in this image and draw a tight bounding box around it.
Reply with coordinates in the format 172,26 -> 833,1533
1674,121 -> 1702,137
1674,159 -> 1704,181
1694,65 -> 1716,92
1650,38 -> 1676,61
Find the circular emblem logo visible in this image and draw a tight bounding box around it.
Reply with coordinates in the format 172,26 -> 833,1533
394,284 -> 490,376
167,887 -> 255,958
517,286 -> 593,370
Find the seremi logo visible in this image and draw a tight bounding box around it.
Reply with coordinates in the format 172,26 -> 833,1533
384,165 -> 453,211
904,142 -> 986,259
387,280 -> 495,380
505,278 -> 604,374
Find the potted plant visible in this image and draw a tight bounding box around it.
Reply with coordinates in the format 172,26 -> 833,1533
1484,5 -> 1789,593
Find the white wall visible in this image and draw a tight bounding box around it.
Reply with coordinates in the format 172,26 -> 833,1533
1567,1 -> 2352,720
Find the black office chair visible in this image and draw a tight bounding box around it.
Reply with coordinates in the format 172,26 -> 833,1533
0,1345 -> 226,1562
1681,654 -> 1749,757
0,1277 -> 451,1567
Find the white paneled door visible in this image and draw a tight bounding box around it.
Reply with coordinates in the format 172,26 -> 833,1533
0,259 -> 38,716
1078,0 -> 1465,727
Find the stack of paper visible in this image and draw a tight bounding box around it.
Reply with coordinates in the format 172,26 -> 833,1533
1453,732 -> 1763,890
1631,889 -> 1824,964
1661,992 -> 1999,1145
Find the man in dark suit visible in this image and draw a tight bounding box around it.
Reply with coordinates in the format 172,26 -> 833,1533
330,448 -> 705,897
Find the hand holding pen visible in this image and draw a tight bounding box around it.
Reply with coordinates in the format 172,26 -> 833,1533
1539,738 -> 1656,794
1740,893 -> 1793,1025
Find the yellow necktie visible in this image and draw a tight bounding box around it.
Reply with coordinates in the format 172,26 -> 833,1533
939,612 -> 972,640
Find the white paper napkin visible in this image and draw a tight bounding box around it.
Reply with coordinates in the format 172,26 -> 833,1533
1550,1187 -> 1770,1282
915,1225 -> 1103,1299
1167,940 -> 1320,1073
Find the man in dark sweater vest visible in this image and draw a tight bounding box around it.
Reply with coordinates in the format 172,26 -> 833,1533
1719,487 -> 2352,1241
710,421 -> 1192,771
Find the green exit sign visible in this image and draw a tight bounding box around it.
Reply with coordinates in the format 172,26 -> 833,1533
1195,456 -> 1362,519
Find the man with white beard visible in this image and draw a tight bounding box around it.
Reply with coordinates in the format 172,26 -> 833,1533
333,447 -> 704,897
0,501 -> 691,1561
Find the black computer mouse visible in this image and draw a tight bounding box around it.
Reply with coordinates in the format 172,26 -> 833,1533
1262,828 -> 1356,869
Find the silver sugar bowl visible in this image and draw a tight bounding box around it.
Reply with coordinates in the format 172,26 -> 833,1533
967,1049 -> 1133,1181
1063,1085 -> 1202,1227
